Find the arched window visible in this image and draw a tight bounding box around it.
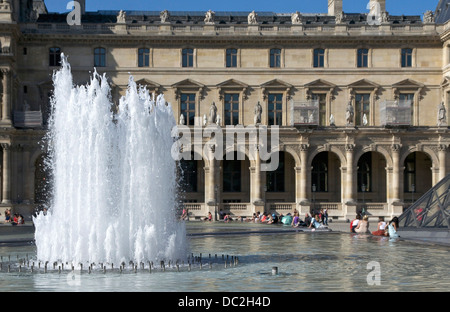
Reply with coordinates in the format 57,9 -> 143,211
311,152 -> 328,192
357,153 -> 372,192
267,152 -> 285,192
223,152 -> 242,192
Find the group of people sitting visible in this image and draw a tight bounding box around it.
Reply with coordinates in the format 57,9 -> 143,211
2,209 -> 25,226
350,215 -> 399,238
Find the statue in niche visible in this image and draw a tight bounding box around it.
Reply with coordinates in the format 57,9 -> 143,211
254,101 -> 262,124
209,102 -> 217,124
438,102 -> 447,126
117,10 -> 126,24
160,10 -> 169,23
248,11 -> 258,24
346,101 -> 354,126
204,10 -> 215,24
291,11 -> 302,25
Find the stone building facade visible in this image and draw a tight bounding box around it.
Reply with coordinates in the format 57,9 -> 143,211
0,0 -> 449,221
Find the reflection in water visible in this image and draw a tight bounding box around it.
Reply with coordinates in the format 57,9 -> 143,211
0,226 -> 449,292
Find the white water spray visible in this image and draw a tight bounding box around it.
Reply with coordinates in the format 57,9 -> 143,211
33,55 -> 188,265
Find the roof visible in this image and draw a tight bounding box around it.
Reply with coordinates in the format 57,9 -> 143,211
435,0 -> 450,24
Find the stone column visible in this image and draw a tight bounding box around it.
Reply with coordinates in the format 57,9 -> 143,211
253,145 -> 262,203
439,144 -> 448,181
298,144 -> 309,203
1,143 -> 11,204
391,144 -> 401,203
1,69 -> 12,125
345,144 -> 355,203
206,145 -> 216,205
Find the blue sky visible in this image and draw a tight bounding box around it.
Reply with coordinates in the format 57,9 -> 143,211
44,0 -> 439,16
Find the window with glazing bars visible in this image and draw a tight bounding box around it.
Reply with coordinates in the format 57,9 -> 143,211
224,93 -> 239,126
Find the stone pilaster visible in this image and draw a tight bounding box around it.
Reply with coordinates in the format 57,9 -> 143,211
345,144 -> 355,203
1,143 -> 11,204
391,144 -> 402,203
1,69 -> 12,126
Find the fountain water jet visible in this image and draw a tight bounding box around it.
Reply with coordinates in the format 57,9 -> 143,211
33,54 -> 188,266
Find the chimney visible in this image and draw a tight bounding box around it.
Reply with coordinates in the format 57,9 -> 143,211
328,0 -> 343,16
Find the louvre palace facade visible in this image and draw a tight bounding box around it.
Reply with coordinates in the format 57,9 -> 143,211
1,0 -> 450,221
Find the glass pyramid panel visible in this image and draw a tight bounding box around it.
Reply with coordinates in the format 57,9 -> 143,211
398,174 -> 450,229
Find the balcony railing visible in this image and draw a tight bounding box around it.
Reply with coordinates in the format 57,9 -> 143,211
290,100 -> 319,126
380,100 -> 412,127
13,111 -> 43,129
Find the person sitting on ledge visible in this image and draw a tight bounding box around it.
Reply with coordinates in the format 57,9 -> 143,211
385,216 -> 399,239
308,214 -> 328,230
371,217 -> 387,236
355,215 -> 370,234
303,213 -> 312,227
203,212 -> 212,222
350,214 -> 361,233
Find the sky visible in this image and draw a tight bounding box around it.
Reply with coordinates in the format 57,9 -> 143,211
43,0 -> 440,16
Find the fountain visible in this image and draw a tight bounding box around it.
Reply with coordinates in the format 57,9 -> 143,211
33,54 -> 188,266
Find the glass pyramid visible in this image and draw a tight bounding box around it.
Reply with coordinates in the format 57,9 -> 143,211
398,174 -> 450,229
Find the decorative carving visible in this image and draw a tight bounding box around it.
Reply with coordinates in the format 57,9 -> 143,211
160,10 -> 169,23
209,102 -> 217,124
1,143 -> 10,150
346,101 -> 354,126
299,144 -> 309,152
248,11 -> 258,25
381,11 -> 390,23
254,101 -> 262,124
438,144 -> 449,152
291,11 -> 302,25
179,114 -> 185,125
438,102 -> 447,127
204,10 -> 215,24
391,144 -> 402,152
345,144 -> 355,152
117,10 -> 126,24
423,10 -> 435,23
335,11 -> 345,24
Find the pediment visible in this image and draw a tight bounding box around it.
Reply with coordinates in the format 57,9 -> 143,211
348,79 -> 380,89
217,79 -> 249,89
261,79 -> 293,89
392,79 -> 424,89
172,78 -> 205,89
135,78 -> 160,89
441,76 -> 450,88
305,79 -> 336,89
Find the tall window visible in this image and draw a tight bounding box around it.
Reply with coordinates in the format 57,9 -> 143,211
399,93 -> 414,124
311,152 -> 328,192
312,93 -> 327,126
223,153 -> 241,192
313,48 -> 325,68
270,48 -> 281,68
267,153 -> 285,192
357,48 -> 369,68
224,93 -> 239,126
138,48 -> 150,67
180,156 -> 198,193
49,47 -> 61,67
180,93 -> 196,126
357,153 -> 372,192
182,48 -> 194,67
355,93 -> 370,126
404,153 -> 416,193
226,48 -> 237,68
94,47 -> 106,67
401,48 -> 413,67
268,93 -> 283,126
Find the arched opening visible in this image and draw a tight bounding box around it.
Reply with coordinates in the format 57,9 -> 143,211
403,151 -> 432,205
265,151 -> 296,210
221,151 -> 250,203
177,152 -> 205,203
357,151 -> 387,207
310,151 -> 341,212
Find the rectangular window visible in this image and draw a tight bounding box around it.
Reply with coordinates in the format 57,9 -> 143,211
399,93 -> 414,124
268,93 -> 283,126
404,153 -> 416,193
401,48 -> 413,67
312,93 -> 327,126
94,47 -> 106,67
223,157 -> 241,192
182,48 -> 194,67
357,48 -> 369,68
355,93 -> 370,126
49,47 -> 61,67
226,48 -> 237,68
138,48 -> 150,67
224,93 -> 239,126
180,93 -> 196,126
270,48 -> 281,68
313,48 -> 325,68
267,153 -> 285,192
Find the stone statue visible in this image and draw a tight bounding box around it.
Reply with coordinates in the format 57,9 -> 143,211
438,102 -> 447,126
248,11 -> 258,25
335,11 -> 344,24
117,10 -> 126,24
209,102 -> 217,124
424,10 -> 435,23
179,114 -> 185,125
330,114 -> 335,126
203,114 -> 207,126
254,101 -> 262,124
346,101 -> 354,125
216,114 -> 221,126
160,10 -> 169,23
363,113 -> 368,126
204,10 -> 215,24
291,11 -> 302,25
381,11 -> 390,23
